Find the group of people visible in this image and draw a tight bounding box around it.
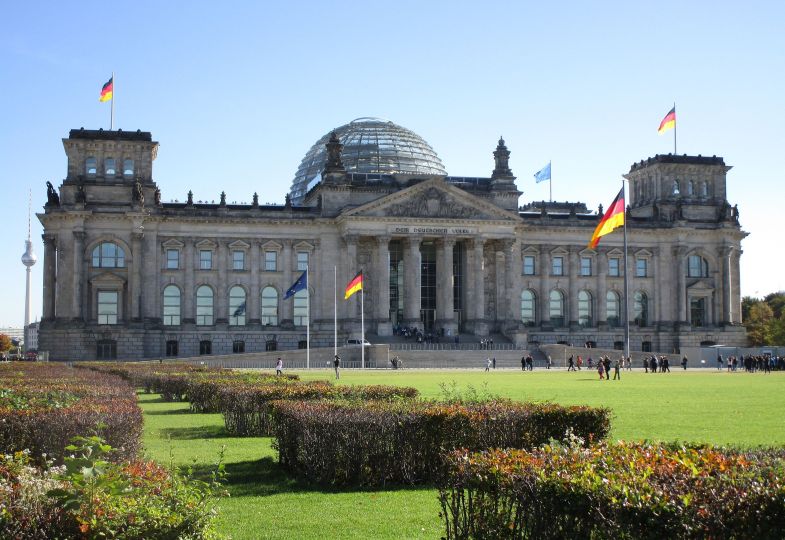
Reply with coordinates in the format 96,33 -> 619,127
643,355 -> 679,373
595,356 -> 622,380
717,354 -> 783,373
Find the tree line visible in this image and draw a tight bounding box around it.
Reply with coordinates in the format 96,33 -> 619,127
742,291 -> 785,345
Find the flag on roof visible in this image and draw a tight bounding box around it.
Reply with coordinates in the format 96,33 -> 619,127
534,162 -> 551,183
658,106 -> 676,134
99,77 -> 113,102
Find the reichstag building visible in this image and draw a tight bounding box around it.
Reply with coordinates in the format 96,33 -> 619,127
38,118 -> 747,360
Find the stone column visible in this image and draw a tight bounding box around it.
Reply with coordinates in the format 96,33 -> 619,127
403,237 -> 422,328
130,231 -> 143,321
651,247 -> 660,325
375,236 -> 392,335
282,240 -> 293,323
721,246 -> 733,325
141,230 -> 158,320
216,241 -> 228,323
470,238 -> 487,334
72,231 -> 85,320
248,243 -> 261,324
183,238 -> 195,323
436,238 -> 456,332
42,235 -> 56,320
503,239 -> 518,322
344,235 -> 359,320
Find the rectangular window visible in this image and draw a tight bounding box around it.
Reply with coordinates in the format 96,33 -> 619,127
523,256 -> 535,275
96,339 -> 117,360
232,250 -> 245,271
580,257 -> 592,276
551,256 -> 564,276
636,258 -> 648,277
165,340 -> 178,357
166,249 -> 179,269
297,251 -> 309,271
264,251 -> 277,271
199,340 -> 212,355
232,340 -> 245,354
97,291 -> 118,325
608,258 -> 620,277
200,250 -> 213,270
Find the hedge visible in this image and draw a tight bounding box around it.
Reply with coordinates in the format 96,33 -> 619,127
438,442 -> 785,539
272,400 -> 611,486
0,364 -> 142,464
221,382 -> 419,437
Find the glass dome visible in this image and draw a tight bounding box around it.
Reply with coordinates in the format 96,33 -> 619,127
289,117 -> 447,203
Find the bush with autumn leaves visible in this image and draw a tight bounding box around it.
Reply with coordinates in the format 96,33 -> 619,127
438,438 -> 785,539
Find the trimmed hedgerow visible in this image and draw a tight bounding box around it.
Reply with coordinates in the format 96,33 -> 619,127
221,382 -> 419,437
272,400 -> 610,487
0,364 -> 142,464
0,437 -> 225,539
438,441 -> 785,539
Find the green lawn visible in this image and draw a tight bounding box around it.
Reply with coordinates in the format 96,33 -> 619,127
140,369 -> 785,539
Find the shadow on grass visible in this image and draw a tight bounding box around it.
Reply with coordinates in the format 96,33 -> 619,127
144,406 -> 194,415
189,458 -> 436,498
159,425 -> 228,440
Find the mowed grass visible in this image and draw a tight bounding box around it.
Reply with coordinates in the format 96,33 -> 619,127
140,369 -> 785,539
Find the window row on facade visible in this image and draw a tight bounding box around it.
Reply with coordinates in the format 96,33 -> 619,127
520,253 -> 710,278
85,157 -> 135,178
519,289 -> 650,328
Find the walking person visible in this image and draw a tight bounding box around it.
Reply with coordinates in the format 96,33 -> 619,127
333,354 -> 341,380
521,355 -> 526,371
485,357 -> 492,372
547,355 -> 552,370
603,357 -> 612,381
492,357 -> 496,370
567,355 -> 576,371
275,357 -> 283,376
681,355 -> 688,370
597,361 -> 605,380
613,358 -> 621,380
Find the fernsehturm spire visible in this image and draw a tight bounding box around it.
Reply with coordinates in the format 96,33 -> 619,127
21,190 -> 37,329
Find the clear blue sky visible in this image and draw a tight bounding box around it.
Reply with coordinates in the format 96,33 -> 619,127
2,1 -> 784,327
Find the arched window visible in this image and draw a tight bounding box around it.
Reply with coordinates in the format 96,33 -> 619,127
261,286 -> 278,325
293,289 -> 308,326
700,181 -> 708,197
92,242 -> 125,268
578,290 -> 593,327
687,255 -> 709,278
633,291 -> 648,327
162,285 -> 181,326
549,290 -> 564,327
229,286 -> 246,326
672,180 -> 680,195
606,291 -> 621,327
86,157 -> 97,176
105,157 -> 116,176
521,289 -> 536,325
687,180 -> 694,196
196,286 -> 214,325
123,159 -> 134,177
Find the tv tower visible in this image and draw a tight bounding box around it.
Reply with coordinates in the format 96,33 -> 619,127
21,190 -> 37,339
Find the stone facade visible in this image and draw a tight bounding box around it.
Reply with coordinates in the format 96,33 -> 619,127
37,129 -> 747,361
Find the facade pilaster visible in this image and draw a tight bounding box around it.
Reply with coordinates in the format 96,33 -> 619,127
141,230 -> 158,320
503,239 -> 518,322
673,246 -> 688,324
248,242 -> 261,324
469,238 -> 487,334
72,231 -> 85,319
130,231 -> 143,321
595,248 -> 606,326
436,238 -> 456,332
721,246 -> 733,324
282,240 -> 293,322
540,246 -> 551,327
568,246 -> 578,327
42,235 -> 56,320
183,238 -> 195,323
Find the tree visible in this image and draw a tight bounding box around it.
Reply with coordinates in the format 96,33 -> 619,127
741,296 -> 758,323
764,291 -> 785,319
0,334 -> 11,353
746,303 -> 773,346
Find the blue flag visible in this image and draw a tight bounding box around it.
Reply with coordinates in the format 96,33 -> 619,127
534,162 -> 551,183
232,302 -> 246,317
284,270 -> 308,299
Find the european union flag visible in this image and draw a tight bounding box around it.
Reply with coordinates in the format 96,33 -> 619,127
534,162 -> 551,183
232,302 -> 246,317
284,270 -> 308,299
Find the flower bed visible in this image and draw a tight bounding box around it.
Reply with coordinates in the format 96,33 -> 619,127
272,400 -> 610,486
438,441 -> 785,539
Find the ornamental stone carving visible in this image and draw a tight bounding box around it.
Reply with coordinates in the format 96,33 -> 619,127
383,188 -> 483,219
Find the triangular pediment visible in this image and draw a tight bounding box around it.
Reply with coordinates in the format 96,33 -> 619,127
162,239 -> 184,248
343,179 -> 520,222
229,240 -> 250,249
261,240 -> 282,251
687,280 -> 715,292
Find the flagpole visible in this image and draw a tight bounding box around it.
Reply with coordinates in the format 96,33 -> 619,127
673,102 -> 677,154
110,71 -> 115,130
622,179 -> 630,362
306,266 -> 310,370
361,286 -> 365,370
549,161 -> 552,202
334,266 -> 337,361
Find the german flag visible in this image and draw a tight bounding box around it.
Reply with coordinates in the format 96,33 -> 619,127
99,77 -> 113,102
657,106 -> 676,134
344,271 -> 363,300
589,188 -> 625,249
